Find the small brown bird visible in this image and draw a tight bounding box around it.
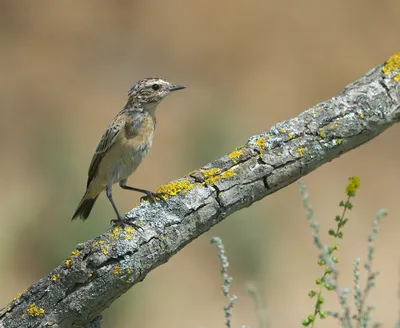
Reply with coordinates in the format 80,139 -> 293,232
72,77 -> 185,226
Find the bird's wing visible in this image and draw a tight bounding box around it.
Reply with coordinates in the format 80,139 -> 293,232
86,113 -> 125,188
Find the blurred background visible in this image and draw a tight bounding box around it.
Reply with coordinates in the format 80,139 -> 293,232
0,1 -> 399,327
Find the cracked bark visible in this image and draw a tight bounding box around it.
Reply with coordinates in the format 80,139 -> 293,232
1,58 -> 400,328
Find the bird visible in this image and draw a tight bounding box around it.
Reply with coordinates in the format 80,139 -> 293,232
72,77 -> 185,226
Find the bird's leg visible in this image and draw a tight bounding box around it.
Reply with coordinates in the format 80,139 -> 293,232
106,184 -> 142,230
119,180 -> 167,205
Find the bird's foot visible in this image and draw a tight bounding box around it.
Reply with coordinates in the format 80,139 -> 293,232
110,216 -> 143,231
140,191 -> 167,205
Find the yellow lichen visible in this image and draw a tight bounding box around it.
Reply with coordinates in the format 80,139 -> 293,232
51,273 -> 60,282
71,250 -> 80,257
125,227 -> 135,234
234,145 -> 245,151
221,169 -> 236,179
382,53 -> 400,81
201,168 -> 221,184
13,293 -> 22,301
184,170 -> 197,178
360,113 -> 364,119
297,147 -> 308,157
125,235 -> 132,240
288,133 -> 294,139
27,304 -> 45,317
101,246 -> 109,255
126,268 -> 133,274
319,128 -> 326,138
113,226 -> 122,234
65,259 -> 72,268
202,168 -> 221,178
280,128 -> 286,133
228,150 -> 243,163
203,168 -> 235,185
109,233 -> 119,240
336,139 -> 343,145
156,179 -> 196,199
98,240 -> 105,245
256,137 -> 266,154
113,266 -> 122,275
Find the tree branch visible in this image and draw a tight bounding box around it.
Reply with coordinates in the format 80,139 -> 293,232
1,54 -> 400,328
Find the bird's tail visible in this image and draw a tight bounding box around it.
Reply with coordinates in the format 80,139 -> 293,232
71,193 -> 99,221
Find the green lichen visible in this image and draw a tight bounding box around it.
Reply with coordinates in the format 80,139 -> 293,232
319,128 -> 326,138
328,123 -> 339,130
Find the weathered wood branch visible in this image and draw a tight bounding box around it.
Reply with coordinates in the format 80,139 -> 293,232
1,54 -> 400,328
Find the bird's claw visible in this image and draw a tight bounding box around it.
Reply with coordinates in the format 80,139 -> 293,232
110,216 -> 144,231
140,191 -> 167,205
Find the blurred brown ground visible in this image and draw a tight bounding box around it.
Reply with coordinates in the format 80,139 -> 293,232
0,1 -> 399,327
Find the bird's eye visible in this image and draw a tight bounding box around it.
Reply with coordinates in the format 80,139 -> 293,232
151,84 -> 160,91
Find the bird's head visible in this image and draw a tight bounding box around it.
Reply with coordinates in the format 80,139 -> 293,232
128,78 -> 185,105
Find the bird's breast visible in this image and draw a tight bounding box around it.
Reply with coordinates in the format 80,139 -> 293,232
95,112 -> 156,186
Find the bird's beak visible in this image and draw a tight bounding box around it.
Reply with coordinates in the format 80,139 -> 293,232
169,84 -> 186,92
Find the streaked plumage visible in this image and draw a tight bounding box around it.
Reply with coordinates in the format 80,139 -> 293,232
72,78 -> 185,225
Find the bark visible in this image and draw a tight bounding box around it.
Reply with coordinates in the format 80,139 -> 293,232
1,54 -> 400,328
